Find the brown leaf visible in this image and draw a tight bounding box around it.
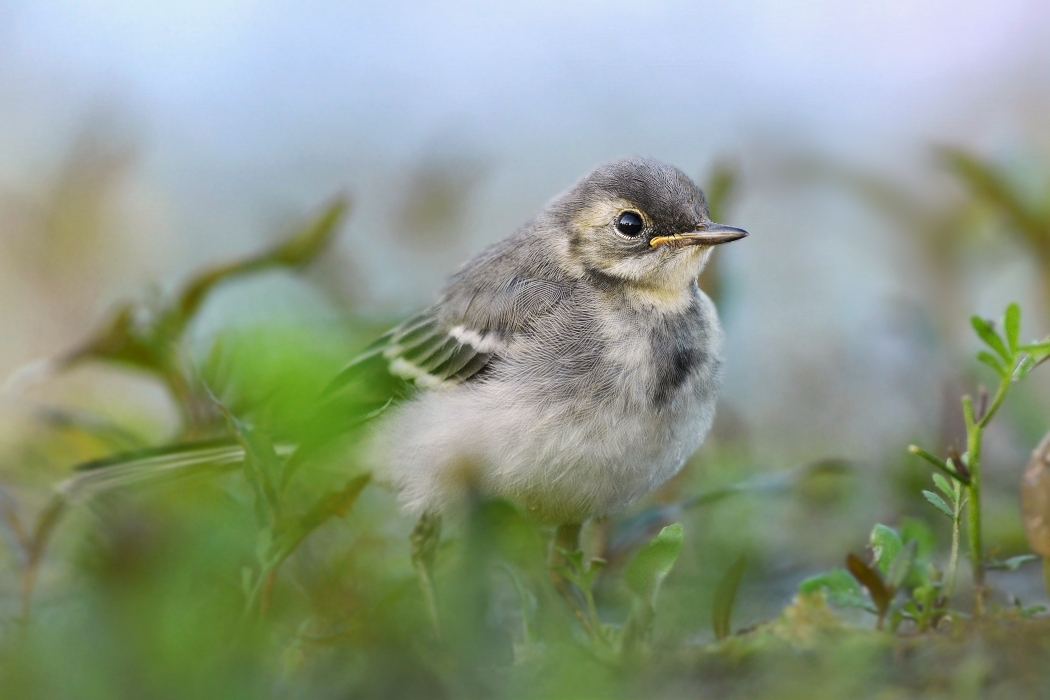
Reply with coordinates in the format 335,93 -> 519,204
846,552 -> 892,623
1021,432 -> 1050,558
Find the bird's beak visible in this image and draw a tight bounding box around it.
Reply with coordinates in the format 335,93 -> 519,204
649,223 -> 749,248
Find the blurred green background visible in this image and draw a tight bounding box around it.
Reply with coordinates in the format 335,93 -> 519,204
3,1 -> 1050,697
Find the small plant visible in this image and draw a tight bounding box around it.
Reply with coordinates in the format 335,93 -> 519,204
554,522 -> 685,660
803,303 -> 1050,625
801,519 -> 945,631
909,302 -> 1050,614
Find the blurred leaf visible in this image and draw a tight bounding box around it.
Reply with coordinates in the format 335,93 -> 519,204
174,196 -> 349,328
705,160 -> 740,223
1015,355 -> 1037,382
624,522 -> 683,601
908,445 -> 970,485
21,496 -> 68,619
272,474 -> 371,563
61,303 -> 160,371
923,490 -> 954,519
985,554 -> 1039,572
899,517 -> 936,561
846,553 -> 892,625
933,474 -> 956,505
1004,303 -> 1021,354
210,397 -> 282,526
496,564 -> 536,649
938,146 -> 1049,247
976,351 -> 1007,378
798,567 -> 866,609
0,483 -> 28,568
1021,432 -> 1050,558
971,316 -> 1011,363
1019,340 -> 1050,355
711,554 -> 747,641
886,540 -> 917,590
869,524 -> 903,575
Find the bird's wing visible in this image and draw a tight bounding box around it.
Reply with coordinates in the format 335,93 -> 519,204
327,276 -> 571,394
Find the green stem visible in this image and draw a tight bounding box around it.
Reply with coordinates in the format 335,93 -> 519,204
962,395 -> 985,615
580,574 -> 603,640
946,479 -> 962,601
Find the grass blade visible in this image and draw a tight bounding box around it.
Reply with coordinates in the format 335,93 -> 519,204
712,554 -> 746,641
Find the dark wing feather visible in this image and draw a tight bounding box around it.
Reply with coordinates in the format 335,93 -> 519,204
325,276 -> 569,396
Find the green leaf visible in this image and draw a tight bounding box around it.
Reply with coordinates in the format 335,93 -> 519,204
908,445 -> 970,484
899,517 -> 936,561
711,554 -> 746,641
932,474 -> 956,504
241,567 -> 255,597
922,490 -> 954,519
1014,355 -> 1036,382
870,524 -> 903,574
985,554 -> 1039,571
971,315 -> 1012,363
976,351 -> 1007,377
1004,303 -> 1021,354
886,540 -> 917,590
798,567 -> 865,608
1019,340 -> 1050,356
624,523 -> 683,601
273,474 -> 371,564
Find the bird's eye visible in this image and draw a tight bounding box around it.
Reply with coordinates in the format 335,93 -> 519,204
615,211 -> 643,237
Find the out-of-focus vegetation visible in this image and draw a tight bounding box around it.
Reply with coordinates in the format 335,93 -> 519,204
3,147 -> 1050,700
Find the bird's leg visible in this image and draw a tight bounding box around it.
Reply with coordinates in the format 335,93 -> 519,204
410,511 -> 442,639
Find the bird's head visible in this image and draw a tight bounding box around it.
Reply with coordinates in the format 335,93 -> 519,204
549,157 -> 747,295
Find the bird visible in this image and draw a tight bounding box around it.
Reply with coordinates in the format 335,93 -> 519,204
64,157 -> 746,532
335,156 -> 748,526
54,157 -> 746,632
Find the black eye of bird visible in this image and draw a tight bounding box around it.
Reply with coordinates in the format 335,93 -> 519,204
615,211 -> 643,237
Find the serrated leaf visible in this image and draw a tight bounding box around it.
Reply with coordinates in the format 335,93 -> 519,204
1004,303 -> 1021,354
932,474 -> 956,504
870,524 -> 903,574
976,351 -> 1007,377
886,540 -> 917,590
923,490 -> 954,519
711,554 -> 746,641
624,522 -> 683,601
971,315 -> 1012,363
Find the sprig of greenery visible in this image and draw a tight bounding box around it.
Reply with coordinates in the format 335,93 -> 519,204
909,302 -> 1049,615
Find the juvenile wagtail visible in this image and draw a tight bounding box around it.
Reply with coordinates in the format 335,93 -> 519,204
68,157 -> 747,531
343,157 -> 748,524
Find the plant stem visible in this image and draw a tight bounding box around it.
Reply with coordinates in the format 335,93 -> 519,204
946,479 -> 962,601
962,395 -> 986,615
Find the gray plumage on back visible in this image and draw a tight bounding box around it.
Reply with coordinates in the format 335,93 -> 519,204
366,157 -> 747,523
